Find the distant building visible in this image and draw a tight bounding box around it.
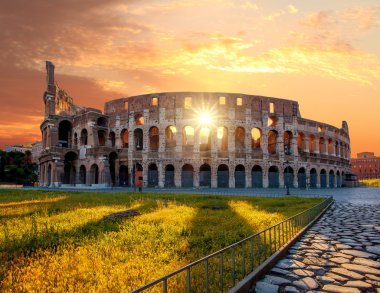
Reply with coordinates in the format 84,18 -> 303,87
351,152 -> 380,179
5,144 -> 32,154
31,141 -> 42,163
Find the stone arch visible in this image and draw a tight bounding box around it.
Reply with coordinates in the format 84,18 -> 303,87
199,128 -> 211,151
165,164 -> 175,188
284,131 -> 292,155
148,163 -> 158,187
319,137 -> 325,154
268,166 -> 279,188
335,141 -> 339,156
217,164 -> 229,188
235,164 -> 246,188
336,170 -> 341,188
310,168 -> 317,188
79,165 -> 86,184
119,165 -> 129,186
328,139 -> 334,155
134,128 -> 143,150
268,130 -> 278,155
109,152 -> 118,186
149,126 -> 159,151
235,127 -> 245,150
109,131 -> 116,147
74,132 -> 78,147
90,164 -> 99,184
309,135 -> 316,153
320,169 -> 327,188
181,164 -> 194,187
297,167 -> 306,189
63,151 -> 77,185
47,164 -> 52,186
58,120 -> 72,147
251,165 -> 263,188
135,113 -> 144,125
217,126 -> 228,152
121,129 -> 129,148
251,128 -> 261,150
183,126 -> 194,146
329,170 -> 335,188
199,163 -> 211,187
98,130 -> 107,146
165,126 -> 176,149
97,117 -> 107,127
80,129 -> 88,146
284,166 -> 294,188
297,132 -> 305,153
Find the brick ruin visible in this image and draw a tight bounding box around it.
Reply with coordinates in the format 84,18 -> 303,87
39,61 -> 351,188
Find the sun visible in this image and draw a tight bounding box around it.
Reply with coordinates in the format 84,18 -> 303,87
199,112 -> 212,125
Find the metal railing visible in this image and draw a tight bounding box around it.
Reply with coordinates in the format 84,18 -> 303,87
131,196 -> 333,293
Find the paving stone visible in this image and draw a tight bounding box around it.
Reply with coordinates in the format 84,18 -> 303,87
292,269 -> 314,277
263,275 -> 291,285
276,259 -> 305,269
324,273 -> 349,282
366,278 -> 380,287
342,263 -> 380,275
331,252 -> 353,259
292,277 -> 318,290
344,280 -> 372,289
255,281 -> 279,293
311,243 -> 335,251
330,268 -> 364,280
329,257 -> 350,264
365,273 -> 380,281
340,249 -> 377,258
322,284 -> 360,292
352,257 -> 380,268
284,286 -> 299,293
366,245 -> 380,255
303,257 -> 335,267
316,275 -> 335,284
335,244 -> 352,250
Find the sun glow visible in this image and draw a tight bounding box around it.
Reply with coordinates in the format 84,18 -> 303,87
199,112 -> 212,125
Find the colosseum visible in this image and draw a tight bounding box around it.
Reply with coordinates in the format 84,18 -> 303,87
39,61 -> 351,189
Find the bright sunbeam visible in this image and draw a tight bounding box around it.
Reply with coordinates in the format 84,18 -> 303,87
199,112 -> 212,125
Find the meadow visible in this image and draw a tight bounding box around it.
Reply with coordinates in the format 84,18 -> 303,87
0,189 -> 322,292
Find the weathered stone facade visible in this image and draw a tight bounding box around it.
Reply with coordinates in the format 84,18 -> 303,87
39,61 -> 351,188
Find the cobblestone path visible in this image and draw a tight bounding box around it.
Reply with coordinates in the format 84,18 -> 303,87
254,202 -> 380,292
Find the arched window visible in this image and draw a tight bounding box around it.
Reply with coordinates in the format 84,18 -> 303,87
268,130 -> 278,155
80,129 -> 88,146
251,128 -> 261,150
297,132 -> 305,153
235,127 -> 245,150
135,114 -> 144,125
183,126 -> 194,146
284,131 -> 292,155
134,129 -> 143,150
149,127 -> 159,151
165,126 -> 176,149
121,129 -> 129,148
217,127 -> 228,151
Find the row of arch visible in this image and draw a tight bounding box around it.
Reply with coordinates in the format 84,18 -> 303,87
48,120 -> 349,159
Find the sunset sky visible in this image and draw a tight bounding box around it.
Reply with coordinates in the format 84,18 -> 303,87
0,0 -> 379,156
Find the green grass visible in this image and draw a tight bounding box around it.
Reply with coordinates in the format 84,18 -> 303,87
0,189 -> 322,292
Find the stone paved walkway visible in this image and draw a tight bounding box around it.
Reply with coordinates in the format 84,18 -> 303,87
253,202 -> 380,292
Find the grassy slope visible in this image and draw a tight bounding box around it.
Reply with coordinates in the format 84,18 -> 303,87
0,190 -> 322,292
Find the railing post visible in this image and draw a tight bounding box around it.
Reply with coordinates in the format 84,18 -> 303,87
186,268 -> 191,293
219,253 -> 223,292
205,259 -> 209,293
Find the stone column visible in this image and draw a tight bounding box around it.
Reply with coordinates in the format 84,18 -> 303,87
279,167 -> 285,188
158,161 -> 164,188
304,137 -> 309,153
293,172 -> 298,188
229,167 -> 235,188
246,170 -> 252,188
317,172 -> 321,188
193,168 -> 199,188
211,167 -> 217,188
175,165 -> 181,187
263,168 -> 269,188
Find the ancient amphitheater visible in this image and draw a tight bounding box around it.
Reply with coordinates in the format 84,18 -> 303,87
39,61 -> 351,189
